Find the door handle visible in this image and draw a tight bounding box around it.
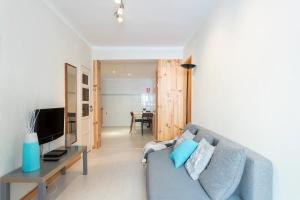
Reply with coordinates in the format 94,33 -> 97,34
90,105 -> 93,112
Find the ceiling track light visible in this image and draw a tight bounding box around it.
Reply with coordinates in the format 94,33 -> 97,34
115,0 -> 122,4
114,0 -> 125,23
117,4 -> 124,15
116,14 -> 124,23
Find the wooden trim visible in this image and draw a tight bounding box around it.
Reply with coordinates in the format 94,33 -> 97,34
183,56 -> 192,124
187,68 -> 192,123
64,64 -> 68,141
183,65 -> 188,126
92,60 -> 102,149
21,155 -> 81,200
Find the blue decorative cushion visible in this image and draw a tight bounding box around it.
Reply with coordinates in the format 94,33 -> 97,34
170,140 -> 198,168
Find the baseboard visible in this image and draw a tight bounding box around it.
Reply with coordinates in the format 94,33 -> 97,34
21,155 -> 81,200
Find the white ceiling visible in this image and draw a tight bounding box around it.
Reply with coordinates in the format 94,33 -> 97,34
101,60 -> 156,79
47,0 -> 213,47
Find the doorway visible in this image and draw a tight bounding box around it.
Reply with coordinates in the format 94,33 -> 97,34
92,59 -> 190,144
101,60 -> 156,138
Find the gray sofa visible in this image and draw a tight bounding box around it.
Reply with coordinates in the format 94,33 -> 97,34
146,124 -> 273,200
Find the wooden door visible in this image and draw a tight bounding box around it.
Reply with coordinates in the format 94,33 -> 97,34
156,59 -> 185,140
80,66 -> 92,151
93,60 -> 102,149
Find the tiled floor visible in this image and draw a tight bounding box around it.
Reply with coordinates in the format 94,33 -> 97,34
46,126 -> 153,200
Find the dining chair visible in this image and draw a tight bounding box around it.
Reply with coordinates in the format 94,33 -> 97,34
141,112 -> 153,135
129,111 -> 143,135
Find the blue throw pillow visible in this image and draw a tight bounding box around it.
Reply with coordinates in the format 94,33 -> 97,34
170,139 -> 198,168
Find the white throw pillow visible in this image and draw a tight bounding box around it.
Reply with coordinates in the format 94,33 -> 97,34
174,129 -> 195,149
185,139 -> 215,180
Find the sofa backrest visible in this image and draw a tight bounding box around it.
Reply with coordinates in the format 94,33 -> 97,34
186,124 -> 273,200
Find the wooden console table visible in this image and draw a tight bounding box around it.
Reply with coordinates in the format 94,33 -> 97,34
0,146 -> 87,200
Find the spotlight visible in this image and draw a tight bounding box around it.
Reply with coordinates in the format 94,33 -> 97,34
117,6 -> 124,15
117,15 -> 124,23
115,0 -> 121,4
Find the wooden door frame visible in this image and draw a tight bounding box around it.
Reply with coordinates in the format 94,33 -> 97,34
92,60 -> 102,149
64,63 -> 78,144
183,56 -> 193,125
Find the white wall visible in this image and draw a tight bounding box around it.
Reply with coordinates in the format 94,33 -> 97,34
92,47 -> 183,60
184,0 -> 300,199
0,0 -> 91,198
102,79 -> 155,126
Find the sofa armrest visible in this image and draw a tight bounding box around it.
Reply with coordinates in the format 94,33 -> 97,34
238,151 -> 273,200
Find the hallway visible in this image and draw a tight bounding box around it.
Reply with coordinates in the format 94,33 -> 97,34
47,127 -> 153,200
101,126 -> 153,149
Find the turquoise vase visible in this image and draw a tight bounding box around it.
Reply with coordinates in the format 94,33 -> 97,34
22,133 -> 40,173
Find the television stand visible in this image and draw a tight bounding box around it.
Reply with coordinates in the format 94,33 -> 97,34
43,149 -> 68,158
0,146 -> 87,200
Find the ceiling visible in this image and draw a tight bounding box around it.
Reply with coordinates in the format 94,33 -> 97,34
47,0 -> 213,47
101,60 -> 156,79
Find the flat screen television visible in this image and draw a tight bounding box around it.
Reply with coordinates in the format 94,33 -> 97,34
34,107 -> 64,145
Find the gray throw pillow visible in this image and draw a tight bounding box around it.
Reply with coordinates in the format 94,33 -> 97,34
193,131 -> 214,145
174,129 -> 195,149
199,141 -> 246,200
185,139 -> 215,180
183,124 -> 199,135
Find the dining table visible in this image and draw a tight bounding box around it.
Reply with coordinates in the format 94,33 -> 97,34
131,111 -> 154,135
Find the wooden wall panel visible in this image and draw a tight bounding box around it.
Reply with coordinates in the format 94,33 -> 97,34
156,59 -> 185,141
174,64 -> 185,137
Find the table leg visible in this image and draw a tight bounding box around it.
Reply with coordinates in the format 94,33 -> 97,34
83,149 -> 88,175
0,182 -> 10,200
38,182 -> 46,200
129,117 -> 133,134
133,121 -> 136,134
61,167 -> 66,175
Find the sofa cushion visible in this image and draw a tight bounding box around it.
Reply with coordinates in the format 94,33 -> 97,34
228,195 -> 242,200
193,130 -> 215,145
147,148 -> 210,200
170,140 -> 198,168
199,141 -> 246,200
174,129 -> 195,148
185,139 -> 215,180
183,124 -> 199,135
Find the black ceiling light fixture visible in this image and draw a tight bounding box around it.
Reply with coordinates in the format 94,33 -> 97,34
181,64 -> 196,69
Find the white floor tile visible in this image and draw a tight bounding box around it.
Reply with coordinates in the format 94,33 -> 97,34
45,126 -> 153,200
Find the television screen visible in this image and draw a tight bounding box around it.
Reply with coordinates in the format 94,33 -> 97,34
35,108 -> 64,145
